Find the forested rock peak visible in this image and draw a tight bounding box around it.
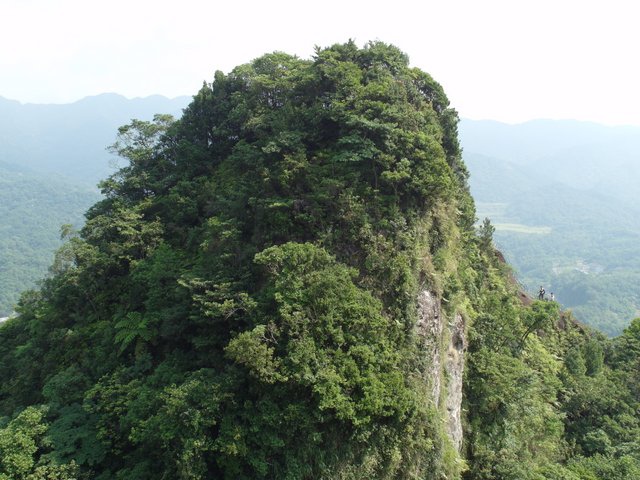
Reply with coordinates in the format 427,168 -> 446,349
1,41 -> 640,480
103,40 -> 471,233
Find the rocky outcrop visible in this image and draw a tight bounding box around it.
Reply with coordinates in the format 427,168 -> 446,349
445,312 -> 465,452
416,290 -> 466,452
417,290 -> 443,403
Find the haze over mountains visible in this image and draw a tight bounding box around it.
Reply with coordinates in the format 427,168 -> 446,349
0,93 -> 189,185
460,119 -> 640,335
461,119 -> 640,205
1,96 -> 639,335
0,94 -> 190,316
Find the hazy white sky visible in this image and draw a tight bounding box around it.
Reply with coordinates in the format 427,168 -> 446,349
2,0 -> 640,125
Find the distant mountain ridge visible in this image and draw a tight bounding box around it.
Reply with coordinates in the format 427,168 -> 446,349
0,93 -> 190,185
460,118 -> 640,204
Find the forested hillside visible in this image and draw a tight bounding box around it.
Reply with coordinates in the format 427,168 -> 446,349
0,42 -> 639,480
460,120 -> 640,335
0,162 -> 99,316
0,94 -> 190,316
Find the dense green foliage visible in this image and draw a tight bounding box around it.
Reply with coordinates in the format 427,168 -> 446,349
464,270 -> 640,479
1,41 -> 639,480
0,41 -> 474,479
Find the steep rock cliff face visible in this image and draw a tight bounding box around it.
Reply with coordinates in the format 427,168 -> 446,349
416,290 -> 466,452
445,312 -> 465,451
417,290 -> 443,401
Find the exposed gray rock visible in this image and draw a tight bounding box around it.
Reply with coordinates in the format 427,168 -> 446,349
445,313 -> 466,452
416,290 -> 466,453
416,290 -> 443,404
